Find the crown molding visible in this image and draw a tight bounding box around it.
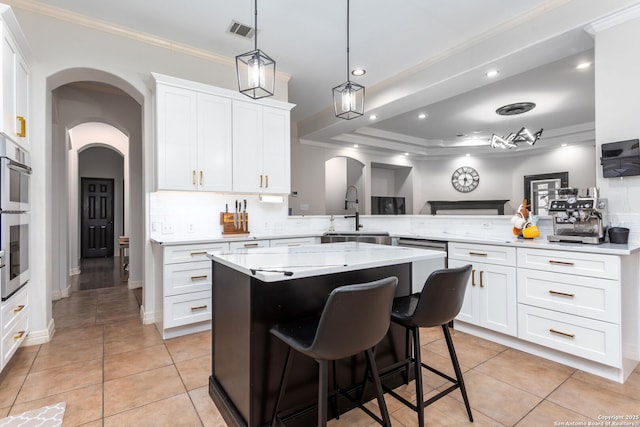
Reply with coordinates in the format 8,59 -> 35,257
2,0 -> 292,82
584,2 -> 640,35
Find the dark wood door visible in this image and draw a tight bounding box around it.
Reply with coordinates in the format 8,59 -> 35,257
81,178 -> 114,258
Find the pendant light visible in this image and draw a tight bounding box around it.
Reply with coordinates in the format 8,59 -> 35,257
236,0 -> 275,99
333,0 -> 365,120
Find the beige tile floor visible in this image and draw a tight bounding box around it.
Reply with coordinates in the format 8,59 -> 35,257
1,277 -> 639,426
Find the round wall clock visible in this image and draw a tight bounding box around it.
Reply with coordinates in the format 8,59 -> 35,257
451,166 -> 480,193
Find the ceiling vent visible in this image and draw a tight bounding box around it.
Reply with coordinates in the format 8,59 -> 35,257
227,20 -> 255,39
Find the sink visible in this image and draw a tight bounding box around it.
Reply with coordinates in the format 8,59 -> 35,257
321,231 -> 391,245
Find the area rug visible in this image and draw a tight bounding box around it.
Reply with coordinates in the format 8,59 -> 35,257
0,402 -> 66,427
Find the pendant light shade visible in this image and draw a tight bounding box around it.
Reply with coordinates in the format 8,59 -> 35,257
333,0 -> 364,120
236,0 -> 275,99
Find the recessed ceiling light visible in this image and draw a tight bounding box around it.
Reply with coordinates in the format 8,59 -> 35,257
465,153 -> 471,157
576,62 -> 592,70
353,144 -> 358,148
561,143 -> 567,147
351,68 -> 366,76
369,114 -> 377,120
418,113 -> 427,119
404,152 -> 409,156
485,69 -> 499,78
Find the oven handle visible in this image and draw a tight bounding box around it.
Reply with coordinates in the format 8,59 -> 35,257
1,156 -> 32,174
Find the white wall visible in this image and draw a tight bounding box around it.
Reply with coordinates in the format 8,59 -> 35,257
594,15 -> 640,235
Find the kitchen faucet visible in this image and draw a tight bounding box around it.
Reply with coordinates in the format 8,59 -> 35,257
344,185 -> 363,231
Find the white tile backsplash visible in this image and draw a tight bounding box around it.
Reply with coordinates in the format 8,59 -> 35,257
150,191 -> 639,245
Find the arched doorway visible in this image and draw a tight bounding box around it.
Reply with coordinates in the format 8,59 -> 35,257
48,71 -> 143,311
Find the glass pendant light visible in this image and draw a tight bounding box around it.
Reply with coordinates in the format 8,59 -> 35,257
333,0 -> 365,120
236,0 -> 275,99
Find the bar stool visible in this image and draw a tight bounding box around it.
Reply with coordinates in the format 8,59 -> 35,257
270,276 -> 398,427
386,264 -> 473,427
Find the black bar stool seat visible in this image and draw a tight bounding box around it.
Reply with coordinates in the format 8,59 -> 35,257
385,264 -> 474,427
270,276 -> 398,427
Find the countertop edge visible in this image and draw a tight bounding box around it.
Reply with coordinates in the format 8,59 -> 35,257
151,232 -> 640,256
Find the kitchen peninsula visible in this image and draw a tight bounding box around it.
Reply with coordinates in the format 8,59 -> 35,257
207,242 -> 445,427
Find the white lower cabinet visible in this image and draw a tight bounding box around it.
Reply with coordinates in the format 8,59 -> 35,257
448,242 -> 638,382
449,250 -> 517,337
0,285 -> 29,372
155,242 -> 228,339
517,248 -> 625,369
448,242 -> 517,336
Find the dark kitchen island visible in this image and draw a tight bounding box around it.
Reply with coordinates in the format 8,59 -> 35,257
207,241 -> 445,427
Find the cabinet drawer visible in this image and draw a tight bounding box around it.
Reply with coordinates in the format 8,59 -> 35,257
517,248 -> 619,280
448,242 -> 516,266
1,286 -> 28,336
229,240 -> 269,250
164,291 -> 212,329
2,308 -> 28,365
518,304 -> 620,367
163,261 -> 211,296
164,243 -> 229,264
270,237 -> 319,247
517,269 -> 619,323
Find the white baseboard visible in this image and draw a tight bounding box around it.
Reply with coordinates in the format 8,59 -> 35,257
52,285 -> 71,301
69,267 -> 80,276
128,280 -> 143,290
23,318 -> 55,346
140,305 -> 155,324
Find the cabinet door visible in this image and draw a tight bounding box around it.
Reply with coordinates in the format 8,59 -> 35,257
156,84 -> 198,190
478,263 -> 517,336
1,26 -> 17,141
15,52 -> 28,146
232,100 -> 263,193
197,93 -> 232,191
449,258 -> 479,325
261,107 -> 290,194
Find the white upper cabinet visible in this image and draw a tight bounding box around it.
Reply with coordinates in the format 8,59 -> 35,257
153,73 -> 293,194
232,100 -> 291,194
0,5 -> 30,148
155,84 -> 232,191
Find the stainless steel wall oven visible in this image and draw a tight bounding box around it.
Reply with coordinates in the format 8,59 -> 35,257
1,138 -> 31,301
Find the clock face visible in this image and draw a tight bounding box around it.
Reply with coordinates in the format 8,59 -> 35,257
451,166 -> 480,193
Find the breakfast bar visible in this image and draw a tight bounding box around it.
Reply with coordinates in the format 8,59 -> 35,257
207,242 -> 445,427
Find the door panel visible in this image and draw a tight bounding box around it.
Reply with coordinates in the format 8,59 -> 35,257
81,178 -> 114,258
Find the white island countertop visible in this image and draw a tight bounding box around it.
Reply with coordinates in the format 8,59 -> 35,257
207,241 -> 445,282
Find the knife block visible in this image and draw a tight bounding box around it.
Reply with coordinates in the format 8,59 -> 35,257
220,212 -> 250,236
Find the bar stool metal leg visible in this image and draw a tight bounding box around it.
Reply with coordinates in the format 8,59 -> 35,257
412,326 -> 425,427
271,347 -> 294,427
442,325 -> 473,422
364,348 -> 392,427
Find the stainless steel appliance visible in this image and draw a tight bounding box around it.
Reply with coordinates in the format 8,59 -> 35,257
1,211 -> 29,300
1,138 -> 31,212
0,138 -> 31,301
395,237 -> 447,292
547,187 -> 609,244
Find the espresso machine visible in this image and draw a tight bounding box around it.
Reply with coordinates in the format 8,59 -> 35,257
547,188 -> 609,244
